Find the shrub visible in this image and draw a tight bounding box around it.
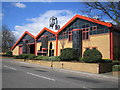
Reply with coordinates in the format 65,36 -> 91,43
112,65 -> 120,71
14,55 -> 21,59
60,48 -> 78,61
35,56 -> 49,61
80,49 -> 102,63
6,51 -> 12,55
15,54 -> 30,59
14,54 -> 23,59
21,54 -> 29,60
27,54 -> 36,60
49,56 -> 61,61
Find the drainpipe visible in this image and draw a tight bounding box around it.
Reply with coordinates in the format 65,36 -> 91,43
35,38 -> 37,56
56,34 -> 58,56
110,29 -> 114,60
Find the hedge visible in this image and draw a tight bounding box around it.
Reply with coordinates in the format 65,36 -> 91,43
6,51 -> 12,55
35,56 -> 60,61
27,54 -> 36,60
35,56 -> 49,60
15,54 -> 36,60
49,56 -> 61,61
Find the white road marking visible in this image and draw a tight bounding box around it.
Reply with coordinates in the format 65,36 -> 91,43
26,72 -> 56,81
83,87 -> 93,90
17,61 -> 29,64
4,65 -> 17,70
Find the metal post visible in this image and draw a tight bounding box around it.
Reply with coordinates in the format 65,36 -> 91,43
50,57 -> 53,69
62,63 -> 64,69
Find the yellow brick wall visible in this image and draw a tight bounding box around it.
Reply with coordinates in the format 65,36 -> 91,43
12,46 -> 19,55
36,40 -> 56,56
58,39 -> 72,56
82,33 -> 110,59
36,33 -> 110,58
36,42 -> 41,51
57,33 -> 110,59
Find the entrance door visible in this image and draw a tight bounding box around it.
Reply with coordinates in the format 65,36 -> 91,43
19,46 -> 23,54
49,42 -> 54,56
30,44 -> 35,54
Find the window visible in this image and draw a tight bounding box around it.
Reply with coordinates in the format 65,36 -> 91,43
86,27 -> 90,31
51,50 -> 54,56
82,32 -> 86,40
86,32 -> 89,39
86,48 -> 90,50
86,24 -> 89,27
82,28 -> 86,31
92,26 -> 97,31
92,47 -> 97,50
82,25 -> 86,28
68,31 -> 72,41
62,32 -> 66,36
50,34 -> 55,38
82,27 -> 90,40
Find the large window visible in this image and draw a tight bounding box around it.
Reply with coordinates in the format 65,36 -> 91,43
68,31 -> 72,41
82,27 -> 90,40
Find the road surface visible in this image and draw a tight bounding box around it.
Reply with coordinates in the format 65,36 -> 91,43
2,57 -> 119,89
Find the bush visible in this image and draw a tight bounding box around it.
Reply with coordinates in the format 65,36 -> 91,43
15,54 -> 36,60
6,51 -> 12,55
112,65 -> 120,71
49,56 -> 61,61
14,55 -> 21,59
80,49 -> 102,63
35,56 -> 60,61
60,48 -> 78,61
27,54 -> 36,60
21,54 -> 29,60
14,54 -> 23,59
35,56 -> 49,61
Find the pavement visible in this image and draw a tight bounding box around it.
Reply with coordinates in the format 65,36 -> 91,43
1,57 -> 119,89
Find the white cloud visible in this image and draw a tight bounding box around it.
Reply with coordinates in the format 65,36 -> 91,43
0,13 -> 4,20
12,2 -> 26,8
14,10 -> 75,39
0,13 -> 4,17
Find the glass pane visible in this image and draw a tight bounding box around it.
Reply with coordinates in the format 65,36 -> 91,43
86,32 -> 89,39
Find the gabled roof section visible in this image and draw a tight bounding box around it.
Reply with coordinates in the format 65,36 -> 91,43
11,31 -> 35,50
36,27 -> 56,39
57,14 -> 113,34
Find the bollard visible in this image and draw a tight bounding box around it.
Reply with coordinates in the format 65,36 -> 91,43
62,63 -> 64,69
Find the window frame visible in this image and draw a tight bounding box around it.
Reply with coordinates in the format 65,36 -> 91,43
82,27 -> 90,40
68,31 -> 72,42
92,26 -> 97,31
62,32 -> 67,36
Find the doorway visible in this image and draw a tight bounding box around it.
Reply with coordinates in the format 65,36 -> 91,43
30,44 -> 35,54
49,42 -> 54,56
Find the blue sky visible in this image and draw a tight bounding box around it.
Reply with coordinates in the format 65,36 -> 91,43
2,2 -> 114,39
2,2 -> 84,30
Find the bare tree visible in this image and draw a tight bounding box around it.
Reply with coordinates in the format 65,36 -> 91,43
60,39 -> 66,50
2,25 -> 16,52
81,2 -> 120,26
60,34 -> 66,50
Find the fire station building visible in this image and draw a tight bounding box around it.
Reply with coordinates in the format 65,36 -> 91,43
11,14 -> 120,60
